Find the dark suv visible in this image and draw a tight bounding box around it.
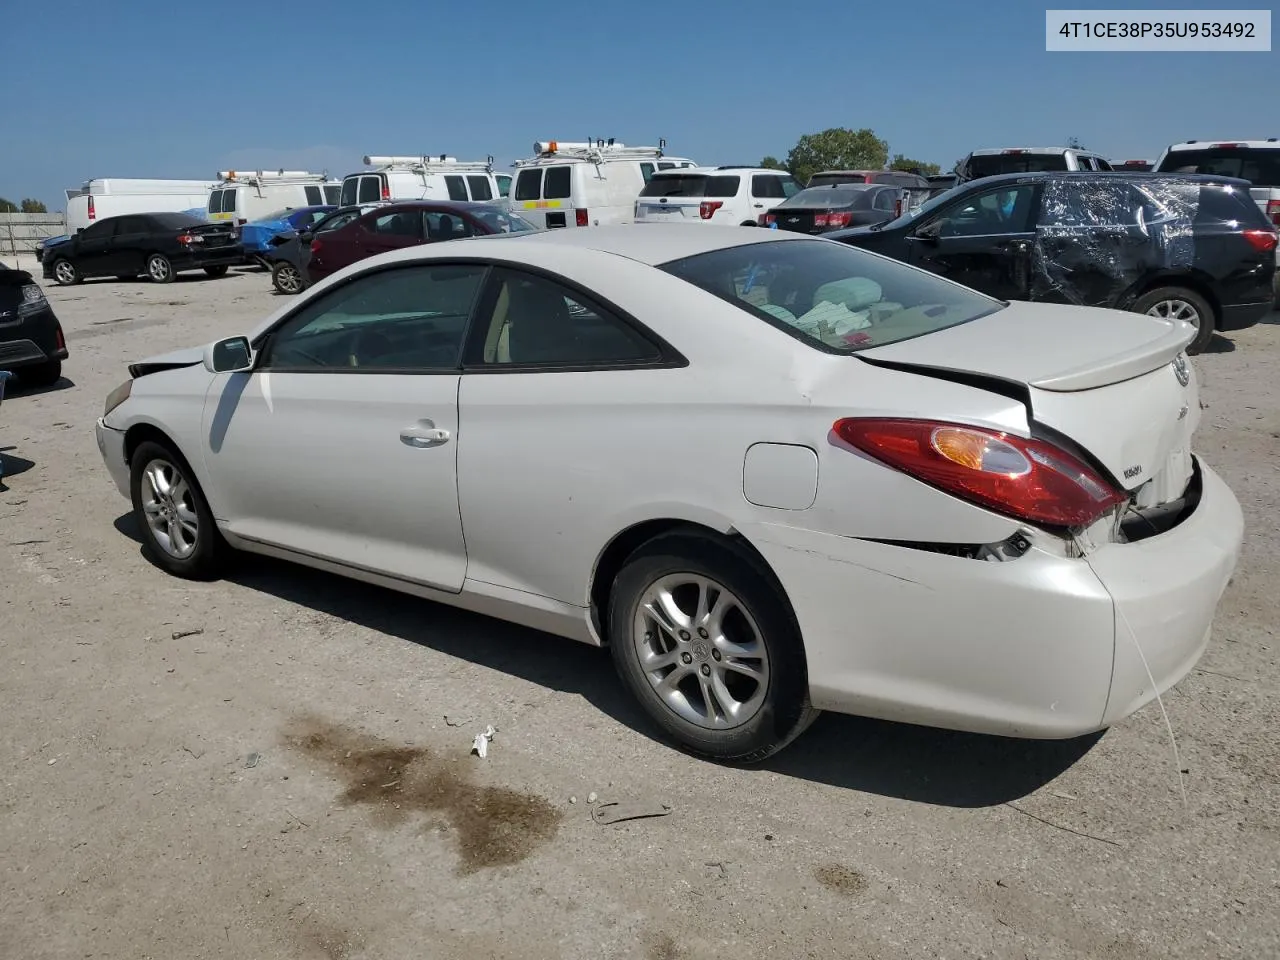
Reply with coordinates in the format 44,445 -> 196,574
1,263 -> 68,387
828,172 -> 1278,354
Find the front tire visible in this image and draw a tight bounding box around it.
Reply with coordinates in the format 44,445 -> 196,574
1132,286 -> 1215,355
608,534 -> 817,762
52,259 -> 80,286
129,440 -> 225,579
203,265 -> 229,278
146,253 -> 175,284
271,260 -> 305,295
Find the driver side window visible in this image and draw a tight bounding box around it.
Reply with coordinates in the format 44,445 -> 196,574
932,185 -> 1035,237
259,264 -> 487,372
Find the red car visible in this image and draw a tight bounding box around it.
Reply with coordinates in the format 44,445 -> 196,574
305,200 -> 537,283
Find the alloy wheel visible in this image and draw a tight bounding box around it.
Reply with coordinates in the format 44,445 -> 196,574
140,458 -> 199,559
1145,298 -> 1201,329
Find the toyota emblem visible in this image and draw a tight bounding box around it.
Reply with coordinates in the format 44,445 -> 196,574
1172,353 -> 1190,387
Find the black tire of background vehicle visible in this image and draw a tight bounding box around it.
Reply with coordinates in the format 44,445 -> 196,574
271,260 -> 305,295
51,259 -> 81,286
608,533 -> 819,763
146,253 -> 175,284
204,265 -> 229,278
128,439 -> 226,580
18,359 -> 61,388
1131,286 -> 1216,355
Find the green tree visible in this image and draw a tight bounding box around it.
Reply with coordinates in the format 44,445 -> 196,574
759,155 -> 785,170
889,154 -> 941,176
785,128 -> 889,187
0,198 -> 17,213
20,198 -> 47,213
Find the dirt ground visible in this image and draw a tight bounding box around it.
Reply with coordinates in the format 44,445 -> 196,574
1,255 -> 1277,960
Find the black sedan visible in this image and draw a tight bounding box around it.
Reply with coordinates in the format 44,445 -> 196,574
759,184 -> 906,233
1,263 -> 68,386
42,213 -> 243,285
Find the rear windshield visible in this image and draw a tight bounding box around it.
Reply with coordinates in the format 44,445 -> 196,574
780,186 -> 874,209
469,206 -> 538,233
207,188 -> 235,213
639,174 -> 740,198
808,173 -> 871,187
966,153 -> 1068,178
661,239 -> 1002,353
1154,147 -> 1280,187
151,213 -> 204,230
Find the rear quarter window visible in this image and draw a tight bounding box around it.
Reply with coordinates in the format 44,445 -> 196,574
467,176 -> 493,201
704,175 -> 740,198
304,186 -> 322,204
445,176 -> 469,201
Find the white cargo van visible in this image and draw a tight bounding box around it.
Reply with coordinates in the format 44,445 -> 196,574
66,178 -> 217,233
205,171 -> 340,227
340,155 -> 502,207
510,140 -> 697,228
955,147 -> 1113,182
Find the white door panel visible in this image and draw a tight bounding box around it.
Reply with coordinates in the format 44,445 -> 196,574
202,370 -> 467,591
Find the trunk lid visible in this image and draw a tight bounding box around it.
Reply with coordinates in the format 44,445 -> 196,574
635,197 -> 702,221
860,301 -> 1199,495
185,222 -> 238,248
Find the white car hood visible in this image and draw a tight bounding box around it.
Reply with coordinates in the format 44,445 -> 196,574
861,301 -> 1200,495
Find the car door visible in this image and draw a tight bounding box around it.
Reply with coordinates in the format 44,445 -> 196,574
455,267 -> 674,603
906,182 -> 1038,301
72,219 -> 119,277
108,216 -> 151,277
200,262 -> 488,591
359,209 -> 426,257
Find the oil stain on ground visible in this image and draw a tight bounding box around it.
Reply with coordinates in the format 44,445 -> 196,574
283,716 -> 562,874
814,863 -> 868,897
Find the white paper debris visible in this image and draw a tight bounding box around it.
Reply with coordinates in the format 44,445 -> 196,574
471,725 -> 496,758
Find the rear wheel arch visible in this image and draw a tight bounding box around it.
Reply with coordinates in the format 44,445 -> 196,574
1125,272 -> 1222,328
588,519 -> 799,647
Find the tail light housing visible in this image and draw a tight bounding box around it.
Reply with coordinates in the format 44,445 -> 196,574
699,201 -> 723,220
88,196 -> 96,220
55,323 -> 65,352
1266,199 -> 1280,227
833,418 -> 1126,529
759,213 -> 775,225
176,233 -> 204,246
575,208 -> 590,227
1243,228 -> 1278,253
381,177 -> 390,200
310,239 -> 323,255
813,212 -> 852,229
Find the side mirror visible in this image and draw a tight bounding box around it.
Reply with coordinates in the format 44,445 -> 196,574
914,220 -> 943,242
203,336 -> 253,373
298,230 -> 314,243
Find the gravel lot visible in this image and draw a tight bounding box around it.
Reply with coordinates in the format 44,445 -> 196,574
2,255 -> 1278,960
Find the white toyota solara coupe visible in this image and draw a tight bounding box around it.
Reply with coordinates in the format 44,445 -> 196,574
95,224 -> 1243,762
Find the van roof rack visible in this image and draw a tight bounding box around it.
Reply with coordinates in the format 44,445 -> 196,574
525,138 -> 668,163
361,155 -> 496,172
216,169 -> 330,183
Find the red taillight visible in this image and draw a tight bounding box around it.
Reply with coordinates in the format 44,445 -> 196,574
814,213 -> 829,227
1002,149 -> 1026,155
699,201 -> 723,220
759,213 -> 775,226
1210,142 -> 1241,149
1266,199 -> 1280,227
310,239 -> 322,254
575,208 -> 589,227
827,211 -> 852,228
88,196 -> 96,220
833,418 -> 1126,529
381,178 -> 390,200
55,324 -> 65,351
176,233 -> 203,246
1243,228 -> 1278,253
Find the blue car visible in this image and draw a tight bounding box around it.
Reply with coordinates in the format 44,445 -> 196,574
240,206 -> 336,262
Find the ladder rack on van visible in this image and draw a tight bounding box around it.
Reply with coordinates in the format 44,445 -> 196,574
520,138 -> 669,166
214,170 -> 331,185
362,155 -> 496,173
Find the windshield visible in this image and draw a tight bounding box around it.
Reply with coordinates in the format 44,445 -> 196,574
867,181 -> 969,231
470,206 -> 538,233
1153,147 -> 1280,186
966,153 -> 1068,178
661,239 -> 1002,353
638,174 -> 739,199
780,185 -> 874,209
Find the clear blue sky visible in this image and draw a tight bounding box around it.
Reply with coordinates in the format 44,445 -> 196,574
3,0 -> 1275,209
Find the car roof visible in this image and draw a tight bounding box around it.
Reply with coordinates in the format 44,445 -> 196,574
485,222 -> 809,265
955,170 -> 1254,188
967,147 -> 1101,155
1165,139 -> 1280,150
367,200 -> 500,212
651,166 -> 786,177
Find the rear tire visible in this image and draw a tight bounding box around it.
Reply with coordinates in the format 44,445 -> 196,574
18,359 -> 62,388
146,253 -> 175,284
271,260 -> 305,295
203,265 -> 229,278
608,533 -> 818,763
740,220 -> 757,227
1131,286 -> 1215,355
129,439 -> 226,580
51,259 -> 80,286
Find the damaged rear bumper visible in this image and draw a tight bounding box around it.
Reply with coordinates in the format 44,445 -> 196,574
739,456 -> 1242,739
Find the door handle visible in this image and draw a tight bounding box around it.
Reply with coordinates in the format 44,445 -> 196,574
400,420 -> 450,448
